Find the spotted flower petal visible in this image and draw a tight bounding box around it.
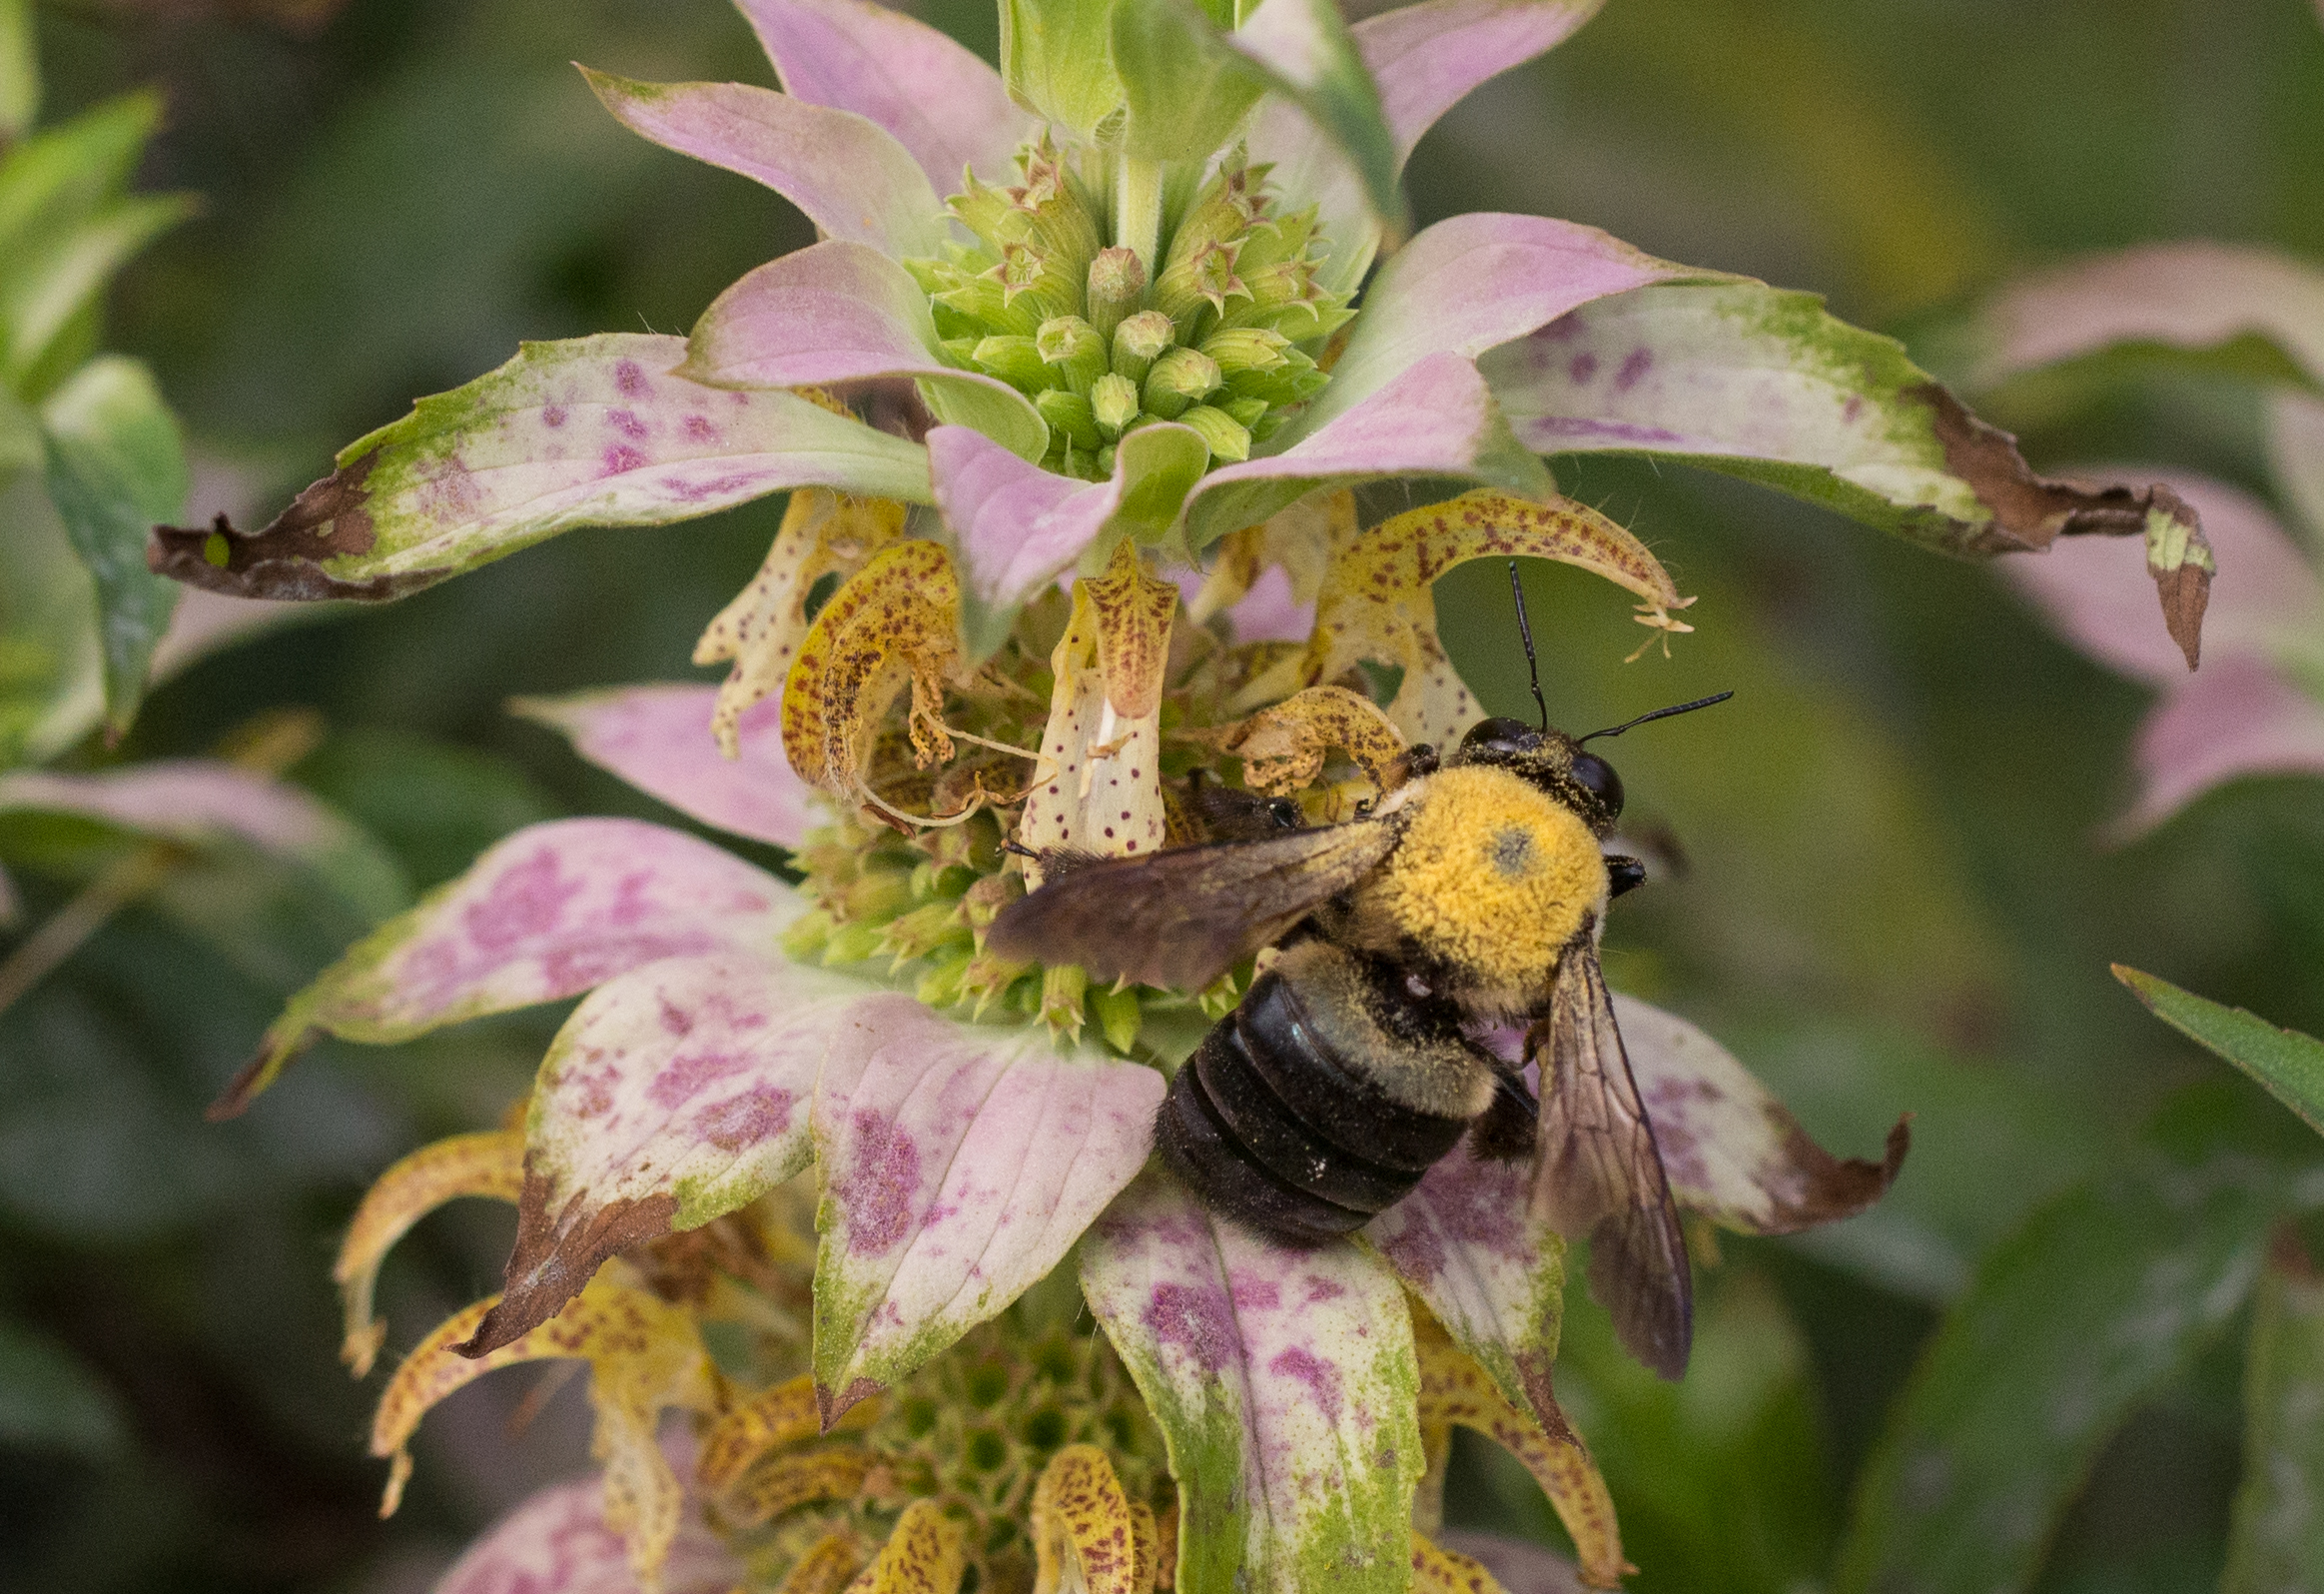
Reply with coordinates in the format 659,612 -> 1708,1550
212,818 -> 799,1118
151,336 -> 929,602
737,0 -> 1032,190
581,71 -> 948,261
693,486 -> 909,755
1079,1167 -> 1423,1594
463,950 -> 868,1355
810,993 -> 1164,1422
1239,487 -> 1689,747
1480,280 -> 2210,567
374,1269 -> 716,1588
928,421 -> 1208,657
1017,544 -> 1176,876
681,241 -> 1048,463
434,1472 -> 744,1594
513,685 -> 822,851
334,1129 -> 523,1376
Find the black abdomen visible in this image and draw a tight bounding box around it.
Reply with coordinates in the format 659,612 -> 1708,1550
1156,964 -> 1477,1245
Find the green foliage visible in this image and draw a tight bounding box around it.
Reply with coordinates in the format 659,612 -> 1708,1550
2116,966 -> 2324,1141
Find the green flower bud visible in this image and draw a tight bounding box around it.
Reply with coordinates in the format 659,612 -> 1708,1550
1175,403 -> 1251,463
1038,388 -> 1103,450
1165,160 -> 1268,269
1090,372 -> 1142,437
916,948 -> 976,1009
1084,247 -> 1148,340
973,335 -> 1052,393
1219,394 -> 1269,429
1142,347 -> 1220,418
1199,327 -> 1292,378
1091,982 -> 1143,1055
1036,315 -> 1109,395
1155,240 -> 1247,340
1111,311 -> 1176,386
993,241 -> 1076,322
1224,346 -> 1325,406
937,275 -> 1042,338
1230,205 -> 1316,274
1096,442 -> 1117,477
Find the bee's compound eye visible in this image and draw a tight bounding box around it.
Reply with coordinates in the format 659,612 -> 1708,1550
1459,716 -> 1539,758
1265,798 -> 1300,829
1570,752 -> 1624,820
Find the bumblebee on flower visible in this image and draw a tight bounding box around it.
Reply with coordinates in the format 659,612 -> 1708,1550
159,0 -> 2213,1587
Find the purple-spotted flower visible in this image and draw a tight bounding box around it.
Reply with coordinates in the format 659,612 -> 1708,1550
161,0 -> 2218,1587
1964,241 -> 2324,836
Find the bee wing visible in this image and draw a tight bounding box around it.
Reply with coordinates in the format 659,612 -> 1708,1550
1531,932 -> 1693,1380
984,819 -> 1400,991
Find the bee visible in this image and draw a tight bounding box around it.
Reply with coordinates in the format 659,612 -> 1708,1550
987,564 -> 1730,1378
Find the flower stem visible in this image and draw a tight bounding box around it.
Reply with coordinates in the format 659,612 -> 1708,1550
1115,153 -> 1163,276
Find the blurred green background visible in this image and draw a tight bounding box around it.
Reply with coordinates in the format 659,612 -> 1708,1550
4,0 -> 2322,1589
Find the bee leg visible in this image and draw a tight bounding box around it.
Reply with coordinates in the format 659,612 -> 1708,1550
1468,1071 -> 1539,1162
1606,854 -> 1647,897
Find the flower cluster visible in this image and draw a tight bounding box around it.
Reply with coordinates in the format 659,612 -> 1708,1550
156,0 -> 2229,1588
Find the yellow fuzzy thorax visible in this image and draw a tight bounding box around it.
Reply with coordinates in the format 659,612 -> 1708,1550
1367,765 -> 1606,1005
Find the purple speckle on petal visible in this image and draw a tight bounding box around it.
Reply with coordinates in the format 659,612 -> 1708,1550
1269,1346 -> 1343,1421
694,1084 -> 795,1152
648,1048 -> 747,1111
542,405 -> 568,428
608,408 -> 648,441
1144,1282 -> 1236,1374
1843,396 -> 1865,423
462,847 -> 582,952
614,360 -> 647,397
603,445 -> 647,475
1614,349 -> 1653,392
681,414 -> 718,443
836,1110 -> 921,1255
1567,354 -> 1599,385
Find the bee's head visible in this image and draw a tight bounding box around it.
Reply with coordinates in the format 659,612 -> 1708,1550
1453,717 -> 1625,834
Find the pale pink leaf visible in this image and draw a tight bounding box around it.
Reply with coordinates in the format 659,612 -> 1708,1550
582,71 -> 946,260
809,995 -> 1164,1419
1969,242 -> 2324,392
1079,1167 -> 1423,1594
435,1473 -> 741,1594
737,0 -> 1032,191
513,684 -> 821,850
1365,1140 -> 1567,1437
1608,995 -> 1907,1235
152,336 -> 931,603
1357,0 -> 1604,165
2118,656 -> 2324,838
680,242 -> 1046,464
926,419 -> 1207,654
1285,213 -> 1709,443
2001,470 -> 2323,685
1224,563 -> 1316,644
1434,1531 -> 1587,1594
214,818 -> 798,1118
2269,392 -> 2324,554
0,760 -> 406,921
1182,351 -> 1550,549
465,950 -> 869,1354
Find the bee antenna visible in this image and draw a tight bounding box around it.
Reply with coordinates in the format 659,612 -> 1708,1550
1001,838 -> 1040,860
1579,690 -> 1735,743
1508,560 -> 1549,732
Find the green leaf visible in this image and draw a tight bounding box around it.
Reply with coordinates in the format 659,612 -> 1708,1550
0,0 -> 35,144
1113,0 -> 1267,163
38,355 -> 188,736
2,191 -> 197,392
2223,1241 -> 2324,1594
0,90 -> 161,264
1000,0 -> 1125,140
0,1319 -> 126,1459
2114,966 -> 2324,1140
1832,1138 -> 2281,1594
0,468 -> 101,768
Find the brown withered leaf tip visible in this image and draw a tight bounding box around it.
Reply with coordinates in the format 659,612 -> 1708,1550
148,449 -> 424,602
1923,384 -> 2212,665
454,1171 -> 679,1358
